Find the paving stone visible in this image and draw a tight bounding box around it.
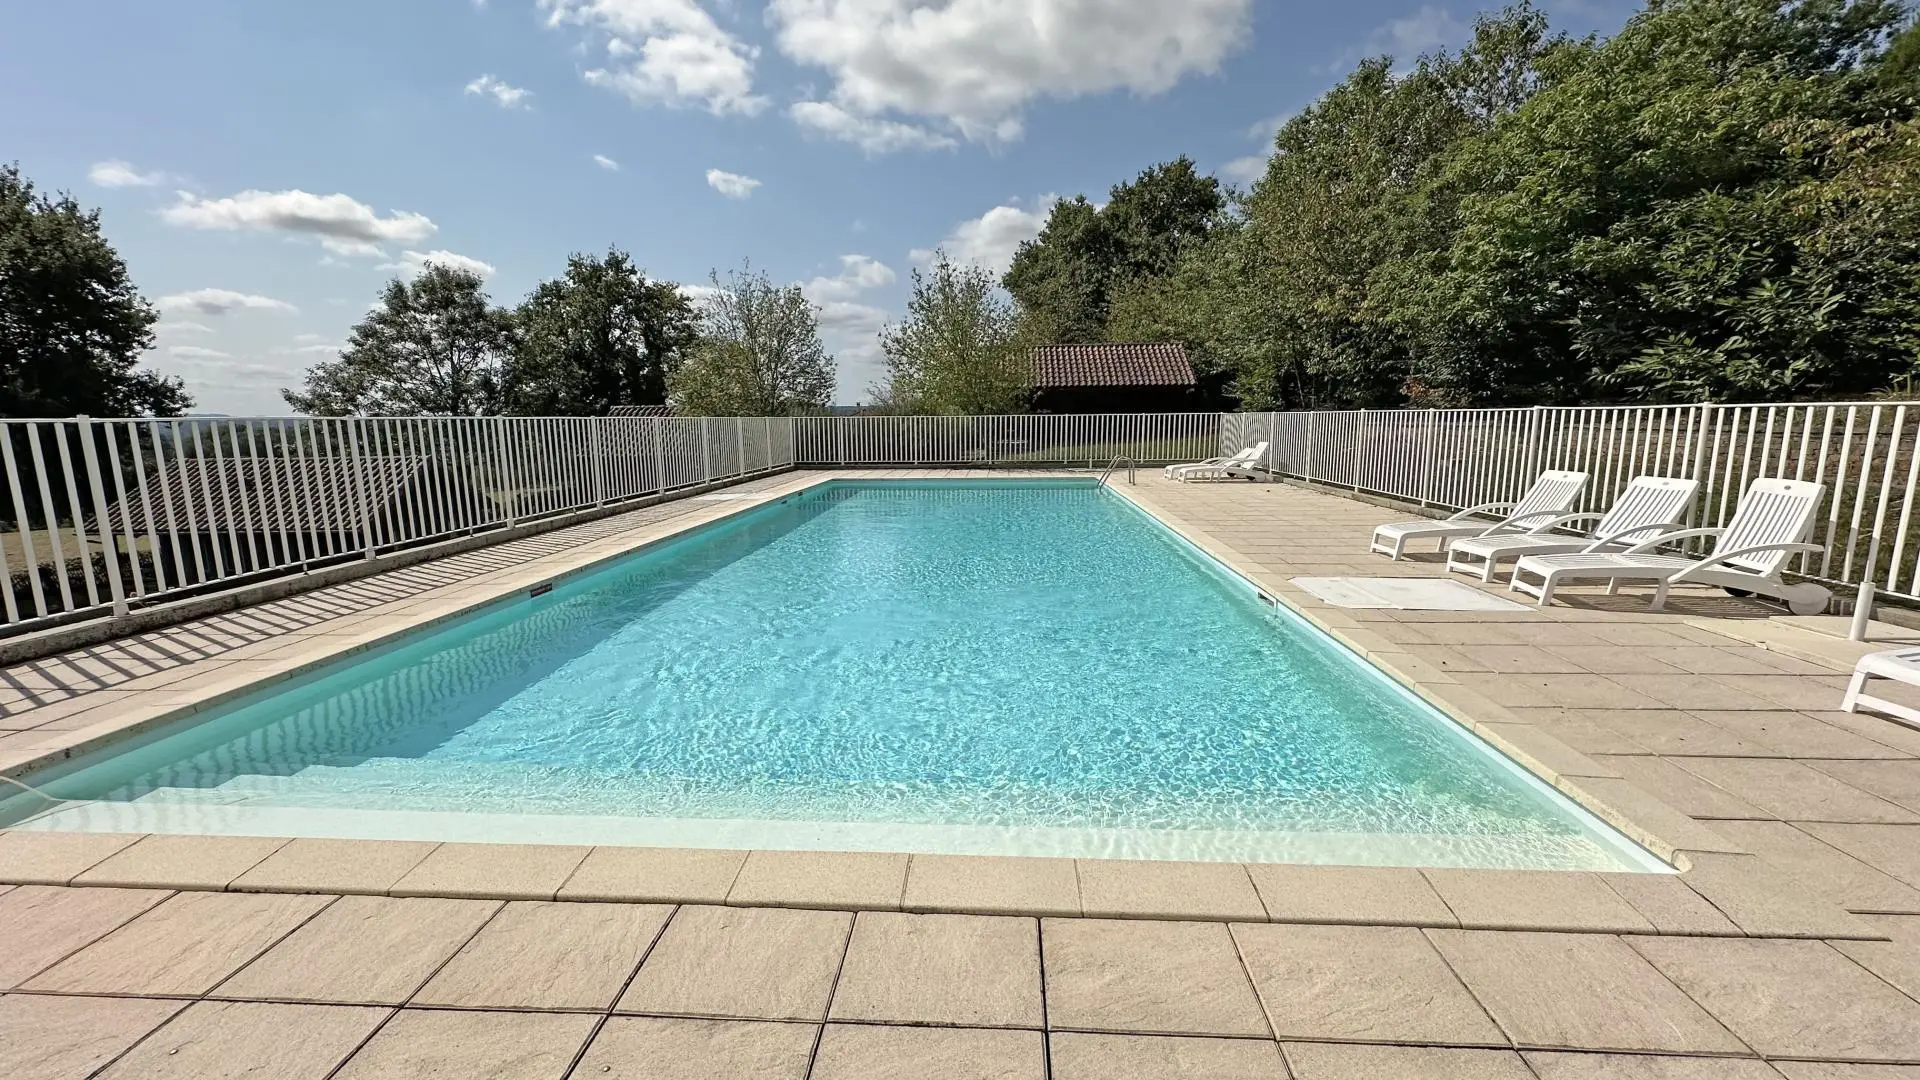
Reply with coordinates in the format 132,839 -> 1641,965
1575,711 -> 1772,757
1773,1065 -> 1920,1078
1674,759 -> 1918,824
618,904 -> 852,1021
1677,851 -> 1876,938
1523,1051 -> 1782,1078
331,1008 -> 598,1079
214,895 -> 500,1004
1282,1042 -> 1531,1080
69,833 -> 289,889
231,838 -> 438,895
96,1000 -> 386,1079
1042,918 -> 1268,1037
1709,820 -> 1920,913
830,911 -> 1041,1028
1799,823 -> 1920,890
1562,776 -> 1747,858
1631,936 -> 1920,1059
1688,711 -> 1907,759
902,854 -> 1080,916
25,890 -> 332,995
0,884 -> 172,987
1812,759 -> 1920,815
1590,756 -> 1769,819
1075,860 -> 1265,921
1627,675 -> 1782,712
414,900 -> 671,1010
574,1016 -> 817,1080
1423,869 -> 1655,932
1834,919 -> 1920,1003
810,1023 -> 1045,1080
388,842 -> 591,900
1233,922 -> 1500,1045
0,993 -> 185,1080
1597,874 -> 1740,936
727,850 -> 909,909
0,830 -> 143,884
1244,863 -> 1455,927
558,845 -> 747,903
1426,929 -> 1744,1054
1051,1032 -> 1289,1080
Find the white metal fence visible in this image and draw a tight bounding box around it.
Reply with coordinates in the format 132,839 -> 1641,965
1222,403 -> 1920,602
0,415 -> 796,634
792,412 -> 1220,467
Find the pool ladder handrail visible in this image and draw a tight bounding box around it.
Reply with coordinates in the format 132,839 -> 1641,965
1099,455 -> 1138,486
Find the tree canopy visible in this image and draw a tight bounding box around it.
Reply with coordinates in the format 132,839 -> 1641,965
0,164 -> 189,418
507,248 -> 698,415
666,263 -> 836,416
878,251 -> 1028,414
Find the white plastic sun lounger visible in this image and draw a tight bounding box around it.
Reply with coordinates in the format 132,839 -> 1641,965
1445,476 -> 1700,583
1509,478 -> 1831,614
1841,648 -> 1920,730
1369,471 -> 1589,560
1166,442 -> 1266,480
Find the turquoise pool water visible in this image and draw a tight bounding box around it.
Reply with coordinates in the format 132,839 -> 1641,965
4,480 -> 1661,869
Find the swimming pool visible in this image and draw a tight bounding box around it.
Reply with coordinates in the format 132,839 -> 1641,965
2,479 -> 1662,870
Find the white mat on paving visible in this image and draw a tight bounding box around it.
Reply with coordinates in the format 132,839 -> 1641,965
1291,576 -> 1531,611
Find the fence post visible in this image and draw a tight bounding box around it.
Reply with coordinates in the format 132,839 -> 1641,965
347,416 -> 377,559
74,415 -> 130,618
701,416 -> 713,481
1689,403 -> 1715,528
591,417 -> 607,507
497,417 -> 518,526
1523,406 -> 1545,490
651,417 -> 668,492
1352,409 -> 1366,492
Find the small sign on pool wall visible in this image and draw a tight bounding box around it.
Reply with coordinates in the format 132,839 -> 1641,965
529,582 -> 554,598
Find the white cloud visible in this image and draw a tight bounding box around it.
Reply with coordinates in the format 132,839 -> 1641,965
704,168 -> 761,198
166,344 -> 232,360
380,249 -> 498,279
543,0 -> 766,115
154,319 -> 214,336
593,153 -> 621,171
158,289 -> 299,316
465,74 -> 534,109
801,254 -> 895,303
161,189 -> 437,250
911,197 -> 1057,278
768,0 -> 1251,147
1219,154 -> 1267,184
319,237 -> 386,258
271,339 -> 344,356
788,101 -> 957,154
89,160 -> 166,188
1379,5 -> 1466,59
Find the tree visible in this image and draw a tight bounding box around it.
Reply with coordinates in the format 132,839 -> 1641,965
505,248 -> 698,415
667,263 -> 835,415
877,251 -> 1028,414
283,264 -> 511,415
0,164 -> 189,417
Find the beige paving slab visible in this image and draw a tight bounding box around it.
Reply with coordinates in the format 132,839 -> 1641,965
1422,869 -> 1655,933
1673,758 -> 1919,824
1051,1032 -> 1290,1080
618,904 -> 853,1021
1630,936 -> 1920,1061
1234,922 -> 1502,1045
230,838 -> 439,895
1676,851 -> 1877,938
1799,822 -> 1920,890
414,899 -> 672,1010
1598,874 -> 1741,936
388,841 -> 591,900
331,1007 -> 598,1080
1591,755 -> 1770,819
810,1023 -> 1046,1080
830,911 -> 1041,1028
1574,710 -> 1773,757
70,833 -> 290,889
213,894 -> 500,1004
1811,759 -> 1920,815
1562,776 -> 1747,858
558,845 -> 747,903
574,1016 -> 818,1080
0,993 -> 186,1080
727,849 -> 909,910
1041,918 -> 1269,1038
1075,859 -> 1265,921
1523,1051 -> 1782,1078
96,1000 -> 387,1079
1282,1042 -> 1531,1080
0,884 -> 172,988
1426,929 -> 1744,1054
1710,819 -> 1920,914
1833,919 -> 1920,1004
25,890 -> 332,995
0,830 -> 143,884
902,854 -> 1080,917
1772,1065 -> 1920,1079
1689,710 -> 1909,760
1245,863 -> 1456,927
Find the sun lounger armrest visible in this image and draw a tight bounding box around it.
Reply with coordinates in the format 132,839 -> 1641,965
1524,511 -> 1604,535
1622,527 -> 1723,555
1447,501 -> 1513,521
1668,542 -> 1824,582
1582,520 -> 1686,553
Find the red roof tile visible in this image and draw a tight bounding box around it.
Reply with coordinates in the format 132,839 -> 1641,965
1032,342 -> 1196,389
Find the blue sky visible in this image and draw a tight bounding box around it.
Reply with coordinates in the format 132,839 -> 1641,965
3,0 -> 1638,413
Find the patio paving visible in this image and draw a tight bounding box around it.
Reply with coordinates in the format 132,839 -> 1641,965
5,468 -> 1920,1074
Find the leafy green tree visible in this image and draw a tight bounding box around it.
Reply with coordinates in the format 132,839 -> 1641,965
667,263 -> 835,416
878,251 -> 1029,414
0,164 -> 189,417
506,248 -> 698,415
284,264 -> 511,415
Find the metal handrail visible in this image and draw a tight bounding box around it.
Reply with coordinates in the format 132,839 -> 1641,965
1099,455 -> 1138,486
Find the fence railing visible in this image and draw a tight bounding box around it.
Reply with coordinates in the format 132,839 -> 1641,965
1222,403 -> 1920,603
792,412 -> 1220,468
0,415 -> 796,634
